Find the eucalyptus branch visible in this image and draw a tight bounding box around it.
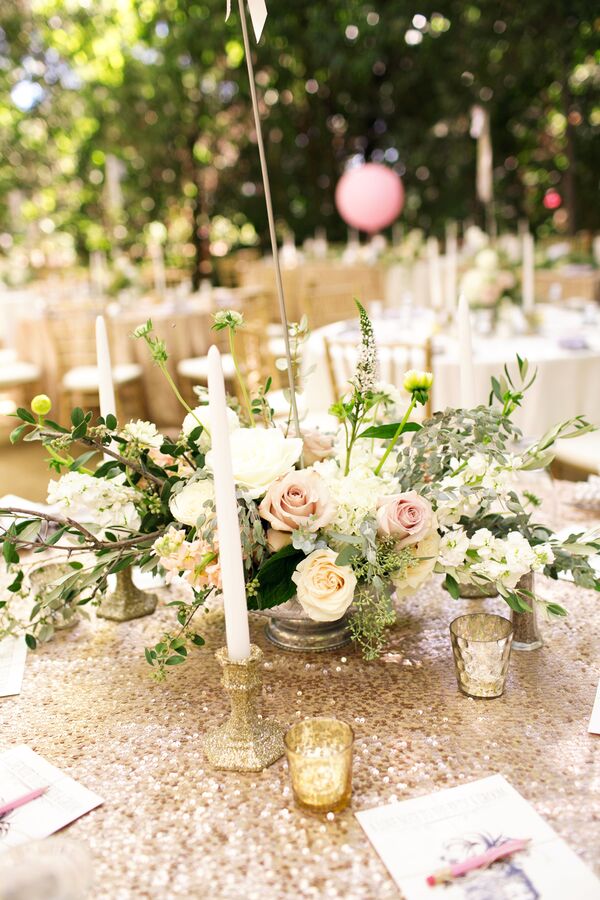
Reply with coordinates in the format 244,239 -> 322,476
0,509 -> 163,552
38,429 -> 165,487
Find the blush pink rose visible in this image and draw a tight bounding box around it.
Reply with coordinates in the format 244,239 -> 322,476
376,491 -> 434,547
266,529 -> 293,552
302,429 -> 335,465
259,470 -> 336,534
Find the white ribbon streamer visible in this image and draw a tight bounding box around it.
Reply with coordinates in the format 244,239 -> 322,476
226,0 -> 267,41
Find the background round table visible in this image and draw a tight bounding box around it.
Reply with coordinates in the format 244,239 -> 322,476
302,307 -> 600,438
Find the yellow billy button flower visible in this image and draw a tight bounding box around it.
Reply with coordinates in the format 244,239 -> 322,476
403,369 -> 433,393
31,394 -> 52,417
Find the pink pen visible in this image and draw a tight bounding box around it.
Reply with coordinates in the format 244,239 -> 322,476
426,838 -> 531,887
0,785 -> 48,817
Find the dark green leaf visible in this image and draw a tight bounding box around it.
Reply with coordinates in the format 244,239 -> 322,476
249,544 -> 304,610
71,407 -> 84,427
16,407 -> 35,424
10,424 -> 28,444
358,422 -> 421,440
443,574 -> 460,600
25,634 -> 37,650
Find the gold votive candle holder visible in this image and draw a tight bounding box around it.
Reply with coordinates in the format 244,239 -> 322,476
284,717 -> 354,814
450,613 -> 513,699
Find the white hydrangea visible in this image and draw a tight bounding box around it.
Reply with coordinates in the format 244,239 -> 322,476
47,472 -> 141,536
121,420 -> 164,449
313,460 -> 398,535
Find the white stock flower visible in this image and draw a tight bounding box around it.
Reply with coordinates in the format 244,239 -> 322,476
533,543 -> 554,569
438,528 -> 470,568
466,454 -> 488,477
169,479 -> 215,527
47,472 -> 141,535
182,405 -> 240,451
207,427 -> 302,499
121,420 -> 164,449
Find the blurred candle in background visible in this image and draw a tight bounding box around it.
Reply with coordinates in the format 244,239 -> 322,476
427,237 -> 443,310
457,293 -> 476,408
95,315 -> 116,420
521,232 -> 535,314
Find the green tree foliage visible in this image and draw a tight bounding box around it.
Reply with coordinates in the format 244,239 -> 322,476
0,1 -> 597,280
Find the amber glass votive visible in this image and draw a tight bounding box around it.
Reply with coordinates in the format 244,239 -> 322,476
450,613 -> 513,699
284,718 -> 354,814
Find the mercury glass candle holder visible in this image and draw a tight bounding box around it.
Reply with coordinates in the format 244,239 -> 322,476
204,645 -> 285,772
284,718 -> 354,814
450,613 -> 513,699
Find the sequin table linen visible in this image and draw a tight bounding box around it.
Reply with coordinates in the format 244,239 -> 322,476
1,486 -> 599,899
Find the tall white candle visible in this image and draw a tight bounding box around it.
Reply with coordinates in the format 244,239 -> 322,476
427,237 -> 443,310
444,227 -> 458,315
457,293 -> 477,408
207,345 -> 252,662
521,232 -> 535,314
95,316 -> 116,420
150,241 -> 166,299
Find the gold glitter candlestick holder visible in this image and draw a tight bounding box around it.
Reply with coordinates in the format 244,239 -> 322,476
97,568 -> 158,622
204,645 -> 285,772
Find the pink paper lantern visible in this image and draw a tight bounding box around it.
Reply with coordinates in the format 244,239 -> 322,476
335,163 -> 404,233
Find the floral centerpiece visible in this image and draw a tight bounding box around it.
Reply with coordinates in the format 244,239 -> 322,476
460,247 -> 517,312
0,304 -> 598,677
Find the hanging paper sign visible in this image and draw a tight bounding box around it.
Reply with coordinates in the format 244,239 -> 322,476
226,0 -> 268,42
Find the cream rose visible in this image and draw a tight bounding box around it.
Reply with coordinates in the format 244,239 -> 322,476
376,491 -> 434,547
207,427 -> 302,499
259,470 -> 336,534
391,524 -> 440,598
182,405 -> 239,450
170,480 -> 215,527
302,429 -> 335,465
292,549 -> 356,622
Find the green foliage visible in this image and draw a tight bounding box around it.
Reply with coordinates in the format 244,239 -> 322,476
249,544 -> 304,610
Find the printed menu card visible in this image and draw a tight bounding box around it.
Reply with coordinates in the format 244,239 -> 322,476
0,745 -> 103,850
356,774 -> 600,899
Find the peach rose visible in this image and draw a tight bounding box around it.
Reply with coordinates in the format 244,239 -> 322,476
376,491 -> 434,547
266,529 -> 293,553
291,549 -> 356,622
259,470 -> 336,534
302,429 -> 335,465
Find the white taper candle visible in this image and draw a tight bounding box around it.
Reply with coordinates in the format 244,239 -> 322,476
427,237 -> 443,310
521,232 -> 535,314
457,293 -> 477,409
207,345 -> 251,662
95,316 -> 116,420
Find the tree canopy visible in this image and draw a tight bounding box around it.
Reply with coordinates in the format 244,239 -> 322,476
1,1 -> 598,280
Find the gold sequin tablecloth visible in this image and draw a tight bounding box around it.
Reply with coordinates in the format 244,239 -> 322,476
1,490 -> 600,899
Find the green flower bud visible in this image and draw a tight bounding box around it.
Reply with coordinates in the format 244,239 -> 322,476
403,369 -> 433,393
31,394 -> 52,416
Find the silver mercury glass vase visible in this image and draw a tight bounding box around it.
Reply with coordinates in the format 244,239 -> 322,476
510,572 -> 543,651
256,598 -> 352,653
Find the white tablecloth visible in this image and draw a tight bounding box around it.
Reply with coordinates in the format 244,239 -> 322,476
302,307 -> 600,439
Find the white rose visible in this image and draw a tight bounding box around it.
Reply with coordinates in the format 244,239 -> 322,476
466,454 -> 487,477
292,549 -> 356,622
169,480 -> 215,527
475,248 -> 499,272
121,420 -> 164,449
207,427 -> 302,499
182,405 -> 240,451
392,525 -> 440,598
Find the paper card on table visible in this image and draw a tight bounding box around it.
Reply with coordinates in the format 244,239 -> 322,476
355,774 -> 600,900
0,639 -> 27,698
0,745 -> 103,850
589,680 -> 600,734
